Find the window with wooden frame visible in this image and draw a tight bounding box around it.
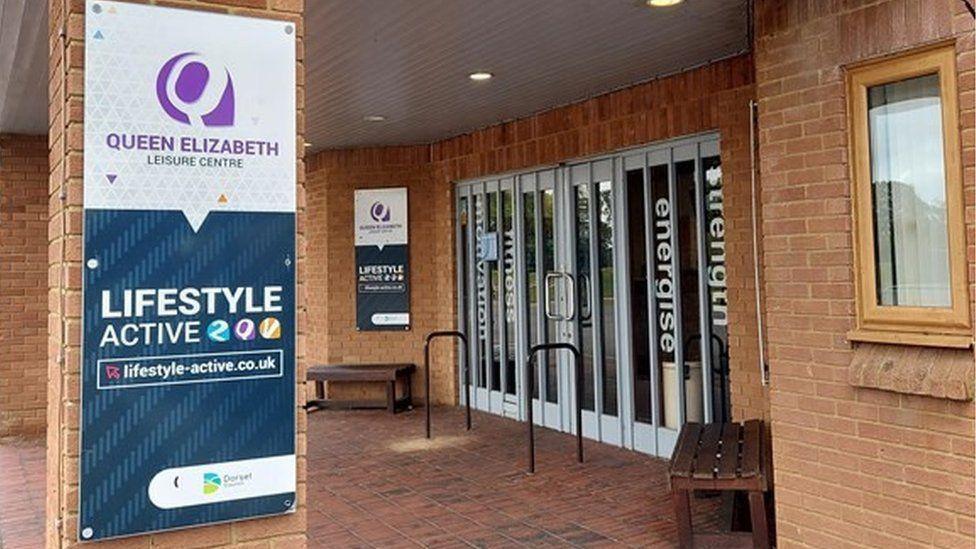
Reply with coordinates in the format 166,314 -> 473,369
847,44 -> 971,348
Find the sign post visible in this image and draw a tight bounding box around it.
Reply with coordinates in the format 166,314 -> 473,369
354,187 -> 410,331
80,1 -> 296,540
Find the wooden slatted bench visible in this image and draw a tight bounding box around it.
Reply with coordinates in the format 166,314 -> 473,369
306,363 -> 415,414
668,420 -> 772,549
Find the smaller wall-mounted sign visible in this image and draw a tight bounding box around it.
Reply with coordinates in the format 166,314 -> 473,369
355,188 -> 410,331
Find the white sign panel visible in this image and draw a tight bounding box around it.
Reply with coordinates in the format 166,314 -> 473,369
84,0 -> 296,230
354,187 -> 409,248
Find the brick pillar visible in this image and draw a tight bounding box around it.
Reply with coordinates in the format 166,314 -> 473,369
0,134 -> 48,437
45,1 -> 307,547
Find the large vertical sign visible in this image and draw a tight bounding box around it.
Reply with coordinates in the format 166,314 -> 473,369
355,188 -> 410,330
81,1 -> 296,540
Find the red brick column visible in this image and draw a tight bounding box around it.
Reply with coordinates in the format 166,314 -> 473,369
754,0 -> 974,546
0,134 -> 48,437
45,1 -> 307,547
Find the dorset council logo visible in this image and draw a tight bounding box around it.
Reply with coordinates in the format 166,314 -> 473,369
370,202 -> 390,222
202,472 -> 221,495
156,52 -> 235,127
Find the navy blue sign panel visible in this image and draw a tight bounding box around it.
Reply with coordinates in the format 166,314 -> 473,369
356,244 -> 410,331
80,210 -> 296,540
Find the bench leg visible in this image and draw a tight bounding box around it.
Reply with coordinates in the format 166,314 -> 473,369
315,380 -> 324,399
671,488 -> 693,549
748,491 -> 771,549
405,373 -> 413,409
386,380 -> 396,413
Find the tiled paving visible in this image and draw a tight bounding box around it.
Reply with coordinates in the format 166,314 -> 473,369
0,438 -> 45,549
0,407 -> 731,548
308,407 -> 728,548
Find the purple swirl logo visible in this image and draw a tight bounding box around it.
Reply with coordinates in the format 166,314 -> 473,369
370,202 -> 391,222
156,52 -> 235,127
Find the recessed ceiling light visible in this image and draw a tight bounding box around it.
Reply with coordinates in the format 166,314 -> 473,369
647,0 -> 683,6
468,72 -> 493,81
363,115 -> 387,122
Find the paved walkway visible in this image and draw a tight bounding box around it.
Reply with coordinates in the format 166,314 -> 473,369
0,438 -> 45,549
307,408 -> 726,548
0,407 -> 730,548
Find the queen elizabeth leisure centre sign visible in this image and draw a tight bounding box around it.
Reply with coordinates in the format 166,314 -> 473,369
80,1 -> 296,540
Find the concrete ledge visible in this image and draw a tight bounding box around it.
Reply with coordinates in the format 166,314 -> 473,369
848,342 -> 975,401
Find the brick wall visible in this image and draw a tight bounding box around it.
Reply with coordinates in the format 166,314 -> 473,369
754,0 -> 975,546
0,134 -> 48,437
305,146 -> 457,404
307,54 -> 769,419
45,1 -> 307,547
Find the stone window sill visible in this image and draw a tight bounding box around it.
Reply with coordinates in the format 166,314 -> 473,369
848,342 -> 974,401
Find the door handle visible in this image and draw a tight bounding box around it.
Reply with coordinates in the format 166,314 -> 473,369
544,272 -> 576,321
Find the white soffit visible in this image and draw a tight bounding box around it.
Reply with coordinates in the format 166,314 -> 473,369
306,0 -> 750,150
0,1 -> 750,146
0,0 -> 48,135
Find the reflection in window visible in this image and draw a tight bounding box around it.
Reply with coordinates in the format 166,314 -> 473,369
488,192 -> 500,391
542,190 -> 558,403
474,194 -> 488,388
627,168 -> 651,424
597,181 -> 617,416
459,197 -> 470,393
575,184 -> 595,411
868,74 -> 950,308
524,192 -> 539,399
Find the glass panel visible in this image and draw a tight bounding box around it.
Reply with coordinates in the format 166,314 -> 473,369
488,191 -> 501,391
502,189 -> 517,395
523,191 -> 539,399
627,168 -> 652,424
460,197 -> 470,391
597,180 -> 617,416
474,193 -> 488,388
701,154 -> 730,422
649,164 -> 677,428
675,160 -> 703,425
868,73 -> 951,308
575,183 -> 595,411
542,189 -> 558,403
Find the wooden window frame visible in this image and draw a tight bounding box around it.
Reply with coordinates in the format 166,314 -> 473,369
847,44 -> 971,349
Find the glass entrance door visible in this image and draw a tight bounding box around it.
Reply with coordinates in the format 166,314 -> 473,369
623,137 -> 729,457
564,159 -> 623,445
456,133 -> 729,458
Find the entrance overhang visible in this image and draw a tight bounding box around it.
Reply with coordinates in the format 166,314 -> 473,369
1,0 -> 751,147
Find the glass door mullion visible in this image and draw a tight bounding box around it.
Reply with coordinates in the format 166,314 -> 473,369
587,165 -> 605,441
557,165 -> 577,434
692,145 -> 714,423
613,157 -> 632,448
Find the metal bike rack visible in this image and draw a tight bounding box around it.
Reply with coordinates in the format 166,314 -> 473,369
424,330 -> 470,439
525,342 -> 583,473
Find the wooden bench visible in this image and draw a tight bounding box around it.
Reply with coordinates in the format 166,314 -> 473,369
306,363 -> 415,414
668,420 -> 772,549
